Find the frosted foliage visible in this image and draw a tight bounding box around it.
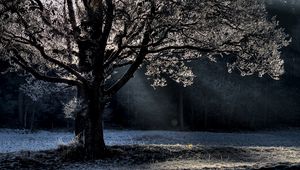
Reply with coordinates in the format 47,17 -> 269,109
141,0 -> 290,85
0,0 -> 290,91
63,97 -> 84,119
20,77 -> 68,101
0,0 -> 78,81
145,55 -> 195,87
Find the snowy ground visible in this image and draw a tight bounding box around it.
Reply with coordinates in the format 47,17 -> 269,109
0,129 -> 300,169
0,129 -> 300,153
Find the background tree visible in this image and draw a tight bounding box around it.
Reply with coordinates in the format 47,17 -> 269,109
0,0 -> 290,158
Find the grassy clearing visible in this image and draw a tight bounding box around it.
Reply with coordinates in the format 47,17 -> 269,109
1,145 -> 299,170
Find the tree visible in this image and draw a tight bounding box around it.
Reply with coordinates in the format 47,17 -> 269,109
0,0 -> 290,158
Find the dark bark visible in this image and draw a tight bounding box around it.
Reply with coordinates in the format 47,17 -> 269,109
30,106 -> 35,131
18,92 -> 24,126
178,89 -> 184,130
74,86 -> 86,143
82,87 -> 106,159
74,113 -> 85,142
73,86 -> 106,158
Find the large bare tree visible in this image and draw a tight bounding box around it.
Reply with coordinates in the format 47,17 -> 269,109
0,0 -> 290,158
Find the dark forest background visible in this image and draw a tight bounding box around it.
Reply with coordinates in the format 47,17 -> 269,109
0,0 -> 299,131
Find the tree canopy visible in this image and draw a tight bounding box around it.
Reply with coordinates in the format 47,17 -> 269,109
0,0 -> 290,94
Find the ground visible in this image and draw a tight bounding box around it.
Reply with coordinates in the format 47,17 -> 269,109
0,129 -> 300,169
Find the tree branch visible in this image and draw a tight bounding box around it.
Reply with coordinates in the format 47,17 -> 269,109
11,50 -> 82,86
105,2 -> 156,95
105,36 -> 149,96
149,45 -> 216,53
66,0 -> 77,33
101,0 -> 114,46
30,0 -> 44,11
33,43 -> 89,85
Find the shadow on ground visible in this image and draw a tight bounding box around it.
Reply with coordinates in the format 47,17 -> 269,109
0,145 -> 299,170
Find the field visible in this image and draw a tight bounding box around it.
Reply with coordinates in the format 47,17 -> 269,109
0,129 -> 300,169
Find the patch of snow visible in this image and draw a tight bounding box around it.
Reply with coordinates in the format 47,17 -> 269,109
0,129 -> 300,153
0,129 -> 72,153
104,129 -> 300,147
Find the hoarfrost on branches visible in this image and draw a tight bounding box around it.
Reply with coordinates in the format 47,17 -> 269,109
20,77 -> 70,101
63,97 -> 85,119
0,0 -> 290,92
0,0 -> 291,157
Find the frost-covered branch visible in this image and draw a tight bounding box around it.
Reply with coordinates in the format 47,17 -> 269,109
0,0 -> 290,94
10,49 -> 82,86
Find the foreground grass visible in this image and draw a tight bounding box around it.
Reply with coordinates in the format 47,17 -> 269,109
1,145 -> 299,170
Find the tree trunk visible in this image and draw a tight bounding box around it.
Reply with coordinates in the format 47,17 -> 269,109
178,89 -> 184,130
74,86 -> 86,143
24,109 -> 28,129
82,87 -> 106,159
75,114 -> 85,139
30,104 -> 36,131
18,92 -> 24,126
